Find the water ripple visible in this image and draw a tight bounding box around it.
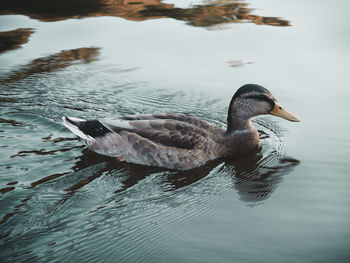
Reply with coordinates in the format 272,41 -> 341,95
0,59 -> 300,263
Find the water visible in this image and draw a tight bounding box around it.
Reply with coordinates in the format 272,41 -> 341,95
0,0 -> 349,262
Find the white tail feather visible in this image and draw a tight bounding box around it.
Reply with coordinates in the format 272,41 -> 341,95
62,117 -> 95,142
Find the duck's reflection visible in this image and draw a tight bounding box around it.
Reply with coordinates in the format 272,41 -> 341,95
72,146 -> 299,205
0,0 -> 290,28
222,149 -> 300,204
0,145 -> 299,227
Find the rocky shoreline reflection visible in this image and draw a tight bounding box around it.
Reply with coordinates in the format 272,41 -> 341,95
0,0 -> 290,28
0,28 -> 34,54
0,47 -> 100,83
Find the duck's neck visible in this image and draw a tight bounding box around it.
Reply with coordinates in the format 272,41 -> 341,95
226,109 -> 255,134
223,112 -> 260,158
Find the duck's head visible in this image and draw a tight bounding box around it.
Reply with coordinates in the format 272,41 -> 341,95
227,84 -> 301,132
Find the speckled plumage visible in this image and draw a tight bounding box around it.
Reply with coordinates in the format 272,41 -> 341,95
62,84 -> 301,170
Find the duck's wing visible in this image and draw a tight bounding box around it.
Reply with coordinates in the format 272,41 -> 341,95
63,114 -> 222,170
99,116 -> 210,150
118,113 -> 215,131
96,118 -> 217,170
63,114 -> 218,150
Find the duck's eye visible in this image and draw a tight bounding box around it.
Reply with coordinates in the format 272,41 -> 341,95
279,106 -> 282,110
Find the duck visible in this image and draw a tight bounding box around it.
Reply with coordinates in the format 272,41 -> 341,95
62,84 -> 301,170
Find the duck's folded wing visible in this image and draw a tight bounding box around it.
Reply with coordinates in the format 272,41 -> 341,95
119,113 -> 215,131
99,117 -> 208,150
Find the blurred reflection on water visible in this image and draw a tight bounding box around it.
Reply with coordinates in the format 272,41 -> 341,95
0,0 -> 290,29
223,150 -> 300,205
0,28 -> 34,54
0,47 -> 100,83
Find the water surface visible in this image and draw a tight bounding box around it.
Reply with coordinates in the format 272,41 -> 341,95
0,0 -> 350,262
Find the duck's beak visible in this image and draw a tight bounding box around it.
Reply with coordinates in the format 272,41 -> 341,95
269,102 -> 302,122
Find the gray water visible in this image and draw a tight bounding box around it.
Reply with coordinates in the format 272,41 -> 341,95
0,0 -> 350,262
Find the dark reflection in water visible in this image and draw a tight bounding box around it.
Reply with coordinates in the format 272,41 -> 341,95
223,149 -> 300,204
0,28 -> 34,54
0,47 -> 100,83
0,0 -> 290,28
80,146 -> 299,205
0,187 -> 15,194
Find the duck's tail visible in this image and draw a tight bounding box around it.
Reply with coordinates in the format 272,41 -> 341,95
62,117 -> 95,142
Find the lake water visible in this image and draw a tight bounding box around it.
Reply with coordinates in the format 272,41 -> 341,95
0,0 -> 350,262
